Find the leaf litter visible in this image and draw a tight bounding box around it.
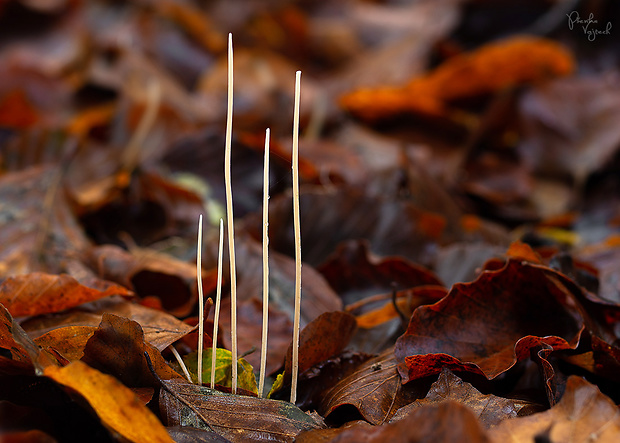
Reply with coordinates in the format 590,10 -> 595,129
1,0 -> 620,442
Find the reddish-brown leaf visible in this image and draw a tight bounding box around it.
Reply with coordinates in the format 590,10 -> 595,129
0,272 -> 132,317
394,259 -> 585,402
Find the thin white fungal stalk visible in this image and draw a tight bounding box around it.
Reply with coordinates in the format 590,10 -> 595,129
258,128 -> 270,398
224,32 -> 238,395
290,70 -> 302,404
196,214 -> 204,385
168,345 -> 192,383
211,218 -> 224,389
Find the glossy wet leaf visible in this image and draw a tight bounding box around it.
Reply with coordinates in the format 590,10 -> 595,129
44,361 -> 174,443
183,348 -> 258,394
159,379 -> 323,442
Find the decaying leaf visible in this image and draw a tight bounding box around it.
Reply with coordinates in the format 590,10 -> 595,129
392,368 -> 541,428
44,361 -> 174,443
489,376 -> 620,442
297,400 -> 491,443
159,378 -> 324,442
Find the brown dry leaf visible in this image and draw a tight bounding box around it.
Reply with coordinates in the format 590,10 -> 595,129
0,303 -> 36,374
319,240 -> 443,306
275,312 -> 356,392
297,400 -> 490,443
340,36 -> 574,121
158,378 -> 323,442
0,272 -> 132,317
87,244 -> 217,317
34,325 -> 96,362
318,349 -> 429,425
393,368 -> 540,428
44,361 -> 174,443
21,295 -> 195,351
489,376 -> 620,442
81,313 -> 182,388
518,75 -> 620,186
0,165 -> 91,278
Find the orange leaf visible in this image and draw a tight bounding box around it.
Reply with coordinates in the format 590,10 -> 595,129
505,240 -> 543,264
0,273 -> 132,317
44,361 -> 174,443
340,36 -> 575,121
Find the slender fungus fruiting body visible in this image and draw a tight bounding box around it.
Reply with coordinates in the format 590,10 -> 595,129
258,128 -> 270,398
290,70 -> 302,404
196,214 -> 204,385
211,218 -> 224,389
224,33 -> 238,395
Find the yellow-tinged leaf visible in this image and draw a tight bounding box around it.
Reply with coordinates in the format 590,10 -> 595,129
183,348 -> 258,394
44,361 -> 174,443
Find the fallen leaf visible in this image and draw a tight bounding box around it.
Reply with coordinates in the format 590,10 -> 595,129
44,361 -> 174,443
392,368 -> 541,428
394,259 -> 585,404
340,36 -> 574,121
81,313 -> 182,388
159,378 -> 323,442
318,349 -> 430,425
21,295 -> 195,351
0,272 -> 132,317
34,325 -> 96,362
183,348 -> 258,394
489,376 -> 620,442
297,400 -> 491,443
318,240 -> 443,306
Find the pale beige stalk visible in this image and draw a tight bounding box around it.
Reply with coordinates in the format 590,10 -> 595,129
196,214 -> 204,385
224,33 -> 238,394
290,70 -> 302,404
258,128 -> 270,398
211,218 -> 224,389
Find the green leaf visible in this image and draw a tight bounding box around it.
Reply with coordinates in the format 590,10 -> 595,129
183,348 -> 258,394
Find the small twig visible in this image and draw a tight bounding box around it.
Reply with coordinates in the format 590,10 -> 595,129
211,218 -> 224,389
290,70 -> 302,404
258,128 -> 270,398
